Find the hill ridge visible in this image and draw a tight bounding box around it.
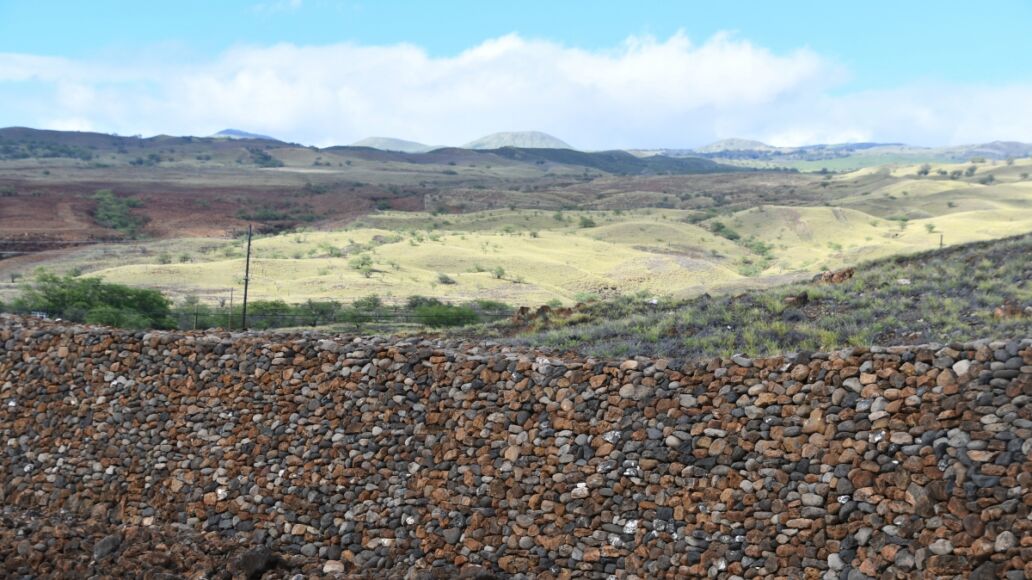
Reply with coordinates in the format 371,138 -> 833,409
464,130 -> 573,150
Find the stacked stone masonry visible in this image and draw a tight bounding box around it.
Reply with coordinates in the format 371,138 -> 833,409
1,315 -> 1030,578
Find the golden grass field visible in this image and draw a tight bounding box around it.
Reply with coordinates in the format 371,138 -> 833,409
3,158 -> 1030,308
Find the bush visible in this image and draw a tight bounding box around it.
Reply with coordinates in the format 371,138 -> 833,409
473,299 -> 510,312
710,221 -> 741,241
11,272 -> 173,329
437,272 -> 457,285
92,189 -> 147,236
578,216 -> 597,228
492,266 -> 506,279
407,295 -> 443,309
85,305 -> 151,328
247,147 -> 284,168
243,300 -> 286,328
352,295 -> 383,310
350,254 -> 374,277
413,304 -> 479,327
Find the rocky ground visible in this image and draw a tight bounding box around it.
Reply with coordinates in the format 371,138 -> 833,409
1,314 -> 1030,578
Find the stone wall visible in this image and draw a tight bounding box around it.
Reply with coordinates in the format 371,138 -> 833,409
1,315 -> 1030,578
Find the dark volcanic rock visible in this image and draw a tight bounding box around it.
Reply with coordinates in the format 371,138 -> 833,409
0,314 -> 1029,578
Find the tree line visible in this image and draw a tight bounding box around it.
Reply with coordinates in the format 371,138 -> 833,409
2,272 -> 510,331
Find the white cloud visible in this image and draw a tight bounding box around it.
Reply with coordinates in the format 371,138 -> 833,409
0,33 -> 1030,148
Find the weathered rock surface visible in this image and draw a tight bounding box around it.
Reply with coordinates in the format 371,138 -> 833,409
1,315 -> 1030,578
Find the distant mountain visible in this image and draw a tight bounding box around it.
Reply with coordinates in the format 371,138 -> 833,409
483,147 -> 738,175
942,141 -> 1032,160
695,138 -> 776,153
351,137 -> 435,153
464,131 -> 572,150
647,137 -> 1032,168
211,129 -> 279,141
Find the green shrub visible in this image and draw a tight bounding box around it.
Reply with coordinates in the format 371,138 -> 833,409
710,221 -> 741,241
11,272 -> 173,329
414,304 -> 479,327
350,254 -> 374,277
473,299 -> 510,312
407,295 -> 443,309
247,147 -> 284,168
352,295 -> 383,310
578,216 -> 597,228
92,189 -> 147,236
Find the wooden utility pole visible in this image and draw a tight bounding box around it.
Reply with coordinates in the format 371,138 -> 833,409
242,224 -> 253,329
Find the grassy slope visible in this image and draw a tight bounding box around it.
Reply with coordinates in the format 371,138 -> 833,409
3,149 -> 1030,310
13,162 -> 1032,307
80,209 -> 750,305
514,233 -> 1032,361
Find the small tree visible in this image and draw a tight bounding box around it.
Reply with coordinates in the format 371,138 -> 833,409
916,164 -> 931,176
925,223 -> 936,233
349,254 -> 374,277
492,266 -> 506,279
578,216 -> 597,228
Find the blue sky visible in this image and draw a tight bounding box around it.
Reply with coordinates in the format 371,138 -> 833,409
2,0 -> 1031,147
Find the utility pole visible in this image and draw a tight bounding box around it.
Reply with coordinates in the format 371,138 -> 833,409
940,233 -> 944,248
242,224 -> 253,329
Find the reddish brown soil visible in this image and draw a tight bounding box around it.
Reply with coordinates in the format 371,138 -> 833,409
0,179 -> 394,243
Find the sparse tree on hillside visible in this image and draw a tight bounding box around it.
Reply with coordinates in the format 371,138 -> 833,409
349,254 -> 374,278
916,164 -> 931,176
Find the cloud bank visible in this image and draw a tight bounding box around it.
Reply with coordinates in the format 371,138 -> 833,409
2,32 -> 1031,148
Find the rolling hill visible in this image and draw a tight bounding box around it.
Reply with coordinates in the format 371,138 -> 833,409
351,136 -> 436,153
694,138 -> 777,153
211,129 -> 279,141
638,138 -> 1032,171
